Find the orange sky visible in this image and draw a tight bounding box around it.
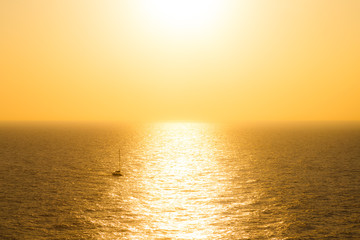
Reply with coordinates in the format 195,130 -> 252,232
1,0 -> 359,122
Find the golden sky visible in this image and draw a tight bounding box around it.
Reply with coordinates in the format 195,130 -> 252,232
1,0 -> 359,122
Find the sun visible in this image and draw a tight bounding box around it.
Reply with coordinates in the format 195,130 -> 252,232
137,0 -> 226,36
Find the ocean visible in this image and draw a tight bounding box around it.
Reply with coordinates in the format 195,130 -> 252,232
0,122 -> 359,239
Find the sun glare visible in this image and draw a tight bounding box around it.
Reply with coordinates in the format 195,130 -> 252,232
138,0 -> 225,35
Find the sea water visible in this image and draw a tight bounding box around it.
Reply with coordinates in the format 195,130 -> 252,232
0,122 -> 360,239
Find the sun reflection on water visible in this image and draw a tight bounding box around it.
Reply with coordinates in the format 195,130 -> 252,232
136,123 -> 225,239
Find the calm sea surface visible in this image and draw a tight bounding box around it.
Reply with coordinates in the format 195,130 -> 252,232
0,122 -> 360,239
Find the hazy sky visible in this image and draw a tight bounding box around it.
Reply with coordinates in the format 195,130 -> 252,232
1,0 -> 359,122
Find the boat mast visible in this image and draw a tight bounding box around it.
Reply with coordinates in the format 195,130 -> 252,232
118,148 -> 121,170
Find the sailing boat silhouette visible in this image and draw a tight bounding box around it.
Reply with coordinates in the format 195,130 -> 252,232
112,149 -> 123,176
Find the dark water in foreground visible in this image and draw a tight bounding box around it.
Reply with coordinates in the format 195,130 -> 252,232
0,122 -> 360,239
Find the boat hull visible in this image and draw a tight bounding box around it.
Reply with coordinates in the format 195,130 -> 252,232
112,171 -> 122,176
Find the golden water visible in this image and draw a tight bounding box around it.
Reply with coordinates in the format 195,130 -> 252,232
1,122 -> 360,239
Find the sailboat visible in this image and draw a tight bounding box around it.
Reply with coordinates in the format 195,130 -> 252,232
112,149 -> 123,176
